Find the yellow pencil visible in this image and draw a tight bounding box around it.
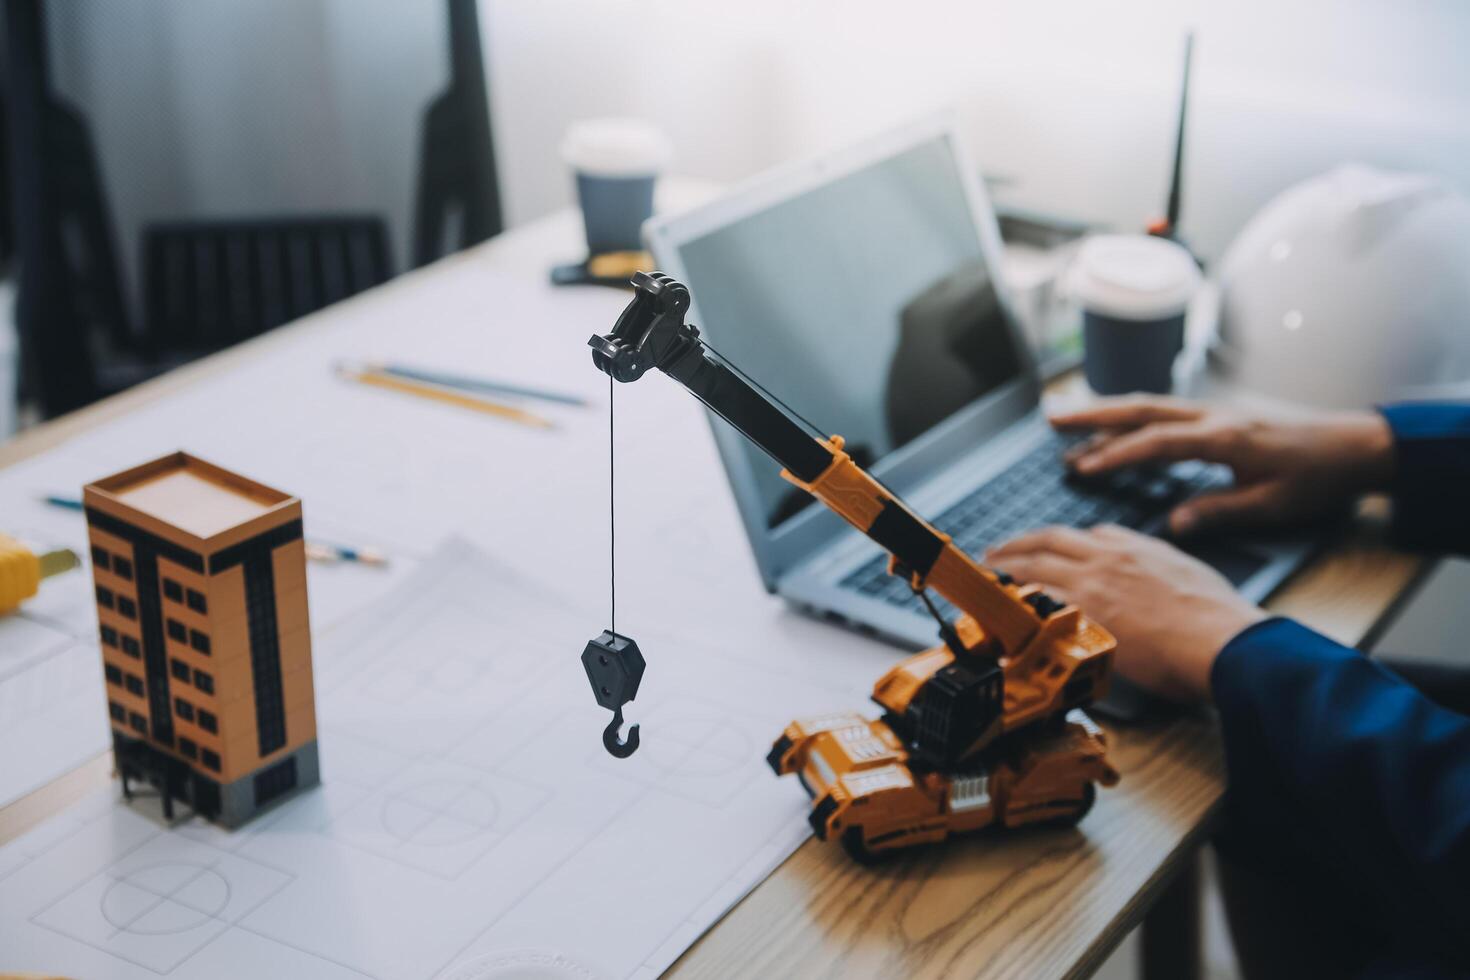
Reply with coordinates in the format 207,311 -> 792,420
337,363 -> 555,430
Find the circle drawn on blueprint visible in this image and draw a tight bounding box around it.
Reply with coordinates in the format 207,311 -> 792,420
439,948 -> 604,980
380,778 -> 500,845
101,863 -> 230,934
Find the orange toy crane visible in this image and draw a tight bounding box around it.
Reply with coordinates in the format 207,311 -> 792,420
586,272 -> 1119,860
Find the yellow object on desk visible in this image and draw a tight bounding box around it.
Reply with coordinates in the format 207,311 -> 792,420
0,533 -> 79,613
336,363 -> 555,430
587,250 -> 653,280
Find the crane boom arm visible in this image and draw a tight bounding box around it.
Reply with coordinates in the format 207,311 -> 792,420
590,272 -> 1043,658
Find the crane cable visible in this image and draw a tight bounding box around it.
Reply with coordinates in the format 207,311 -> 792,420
609,373 -> 616,637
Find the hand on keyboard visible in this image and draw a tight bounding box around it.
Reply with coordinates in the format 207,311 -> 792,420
839,430 -> 1227,616
1052,395 -> 1394,536
987,523 -> 1265,703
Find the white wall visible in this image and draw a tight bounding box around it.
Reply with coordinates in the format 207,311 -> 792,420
480,0 -> 1470,262
48,0 -> 447,317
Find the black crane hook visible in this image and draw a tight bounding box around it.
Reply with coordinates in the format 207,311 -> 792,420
602,707 -> 640,758
581,630 -> 646,759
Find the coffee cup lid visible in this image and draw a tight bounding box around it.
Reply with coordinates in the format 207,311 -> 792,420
1068,234 -> 1200,320
561,118 -> 672,178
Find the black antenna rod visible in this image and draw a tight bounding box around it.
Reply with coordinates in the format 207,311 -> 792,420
1164,32 -> 1194,234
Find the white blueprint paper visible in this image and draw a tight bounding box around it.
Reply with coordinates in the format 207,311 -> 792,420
0,537 -> 862,980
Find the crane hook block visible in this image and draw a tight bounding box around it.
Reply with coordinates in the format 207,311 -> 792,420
582,630 -> 646,758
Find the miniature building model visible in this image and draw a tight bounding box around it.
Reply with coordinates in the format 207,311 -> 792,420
84,452 -> 319,827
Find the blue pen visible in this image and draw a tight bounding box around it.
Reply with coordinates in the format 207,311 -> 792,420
42,495 -> 84,511
374,363 -> 587,407
304,541 -> 389,567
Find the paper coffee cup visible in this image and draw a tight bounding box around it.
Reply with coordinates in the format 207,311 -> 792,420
1068,234 -> 1201,395
562,119 -> 672,255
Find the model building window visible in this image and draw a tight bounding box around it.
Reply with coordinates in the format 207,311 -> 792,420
167,618 -> 186,642
163,578 -> 183,602
198,710 -> 218,734
122,635 -> 141,658
190,630 -> 211,655
129,712 -> 147,734
201,749 -> 221,772
174,697 -> 194,721
117,597 -> 137,620
104,664 -> 122,685
171,658 -> 190,681
108,701 -> 125,722
194,670 -> 214,695
113,557 -> 134,581
92,546 -> 110,570
179,737 -> 198,759
100,625 -> 119,648
186,588 -> 207,613
95,585 -> 114,608
125,674 -> 144,696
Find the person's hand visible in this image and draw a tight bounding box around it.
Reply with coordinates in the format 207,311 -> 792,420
988,524 -> 1266,702
1052,396 -> 1395,536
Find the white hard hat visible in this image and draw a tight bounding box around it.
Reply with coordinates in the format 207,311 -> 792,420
1212,164 -> 1470,410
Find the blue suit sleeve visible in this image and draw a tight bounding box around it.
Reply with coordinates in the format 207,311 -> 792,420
1380,402 -> 1470,553
1212,617 -> 1470,966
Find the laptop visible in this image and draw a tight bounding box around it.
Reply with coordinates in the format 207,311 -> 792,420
643,117 -> 1312,712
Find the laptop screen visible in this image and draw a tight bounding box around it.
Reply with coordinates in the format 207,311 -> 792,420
675,134 -> 1024,529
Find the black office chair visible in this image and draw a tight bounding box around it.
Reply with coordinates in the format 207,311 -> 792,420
3,0 -> 502,417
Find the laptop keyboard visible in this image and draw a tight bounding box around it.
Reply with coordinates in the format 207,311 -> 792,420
839,432 -> 1229,614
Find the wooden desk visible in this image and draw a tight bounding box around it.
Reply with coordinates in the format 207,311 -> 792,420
669,513 -> 1424,980
0,204 -> 1427,980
